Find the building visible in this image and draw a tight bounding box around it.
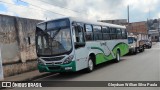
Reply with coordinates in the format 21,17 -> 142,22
126,21 -> 148,40
148,30 -> 160,42
147,18 -> 160,42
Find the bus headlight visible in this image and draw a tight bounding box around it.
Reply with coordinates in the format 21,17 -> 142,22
63,55 -> 74,64
38,59 -> 44,65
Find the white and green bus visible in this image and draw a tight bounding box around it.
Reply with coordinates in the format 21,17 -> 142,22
36,17 -> 129,73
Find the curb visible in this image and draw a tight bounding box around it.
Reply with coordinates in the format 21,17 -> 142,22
3,70 -> 56,81
21,72 -> 55,81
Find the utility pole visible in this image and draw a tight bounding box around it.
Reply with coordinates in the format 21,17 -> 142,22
158,19 -> 160,42
149,8 -> 150,20
127,5 -> 130,24
147,18 -> 149,40
127,5 -> 130,35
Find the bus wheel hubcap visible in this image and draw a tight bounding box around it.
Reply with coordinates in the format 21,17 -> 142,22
89,59 -> 93,70
117,52 -> 120,61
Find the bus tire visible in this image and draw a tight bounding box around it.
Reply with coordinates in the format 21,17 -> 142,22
115,50 -> 121,63
86,58 -> 94,72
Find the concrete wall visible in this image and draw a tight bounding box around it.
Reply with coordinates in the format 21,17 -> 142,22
16,18 -> 41,62
0,14 -> 42,77
0,15 -> 20,64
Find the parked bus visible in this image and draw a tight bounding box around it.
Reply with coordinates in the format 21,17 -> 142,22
36,17 -> 129,73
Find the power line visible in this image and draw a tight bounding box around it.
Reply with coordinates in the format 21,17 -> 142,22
19,0 -> 86,16
0,0 -> 69,17
38,0 -> 84,13
17,0 -> 69,16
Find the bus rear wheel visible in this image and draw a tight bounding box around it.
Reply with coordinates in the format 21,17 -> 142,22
86,58 -> 94,72
115,50 -> 121,63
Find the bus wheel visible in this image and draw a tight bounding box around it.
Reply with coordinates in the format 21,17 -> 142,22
86,58 -> 94,72
115,50 -> 120,63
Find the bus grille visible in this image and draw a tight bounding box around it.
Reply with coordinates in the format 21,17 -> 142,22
48,66 -> 61,70
42,56 -> 65,61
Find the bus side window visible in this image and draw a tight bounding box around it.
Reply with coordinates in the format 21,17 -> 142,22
122,29 -> 127,39
85,24 -> 93,41
74,26 -> 85,43
93,25 -> 102,40
102,26 -> 110,40
110,28 -> 117,39
110,28 -> 113,39
125,29 -> 127,39
117,28 -> 122,39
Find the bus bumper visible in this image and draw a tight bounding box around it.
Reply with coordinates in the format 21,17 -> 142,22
38,61 -> 76,73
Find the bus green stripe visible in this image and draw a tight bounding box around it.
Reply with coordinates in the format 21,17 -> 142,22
91,47 -> 105,53
92,43 -> 129,65
95,53 -> 113,64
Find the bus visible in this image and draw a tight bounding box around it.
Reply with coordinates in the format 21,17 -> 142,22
36,17 -> 129,73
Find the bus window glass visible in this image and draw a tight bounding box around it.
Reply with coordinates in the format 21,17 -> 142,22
102,27 -> 110,40
110,28 -> 117,39
117,28 -> 122,39
74,26 -> 85,43
122,29 -> 127,39
36,19 -> 72,56
93,25 -> 102,40
85,24 -> 93,41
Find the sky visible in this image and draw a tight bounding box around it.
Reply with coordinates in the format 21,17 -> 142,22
0,0 -> 160,22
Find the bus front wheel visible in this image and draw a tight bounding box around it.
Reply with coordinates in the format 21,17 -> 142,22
86,58 -> 94,72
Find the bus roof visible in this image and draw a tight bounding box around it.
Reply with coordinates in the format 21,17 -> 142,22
37,17 -> 126,29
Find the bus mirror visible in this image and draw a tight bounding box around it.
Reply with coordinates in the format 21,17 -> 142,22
74,42 -> 85,48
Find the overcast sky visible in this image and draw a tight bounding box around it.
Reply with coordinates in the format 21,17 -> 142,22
0,0 -> 160,22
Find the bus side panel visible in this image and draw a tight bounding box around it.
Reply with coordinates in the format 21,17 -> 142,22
93,40 -> 129,65
93,40 -> 117,65
112,42 -> 129,56
106,40 -> 129,56
87,41 -> 109,65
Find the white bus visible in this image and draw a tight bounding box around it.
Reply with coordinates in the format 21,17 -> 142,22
36,17 -> 129,73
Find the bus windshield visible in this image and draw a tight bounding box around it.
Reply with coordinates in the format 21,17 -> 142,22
128,37 -> 134,44
36,20 -> 72,56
